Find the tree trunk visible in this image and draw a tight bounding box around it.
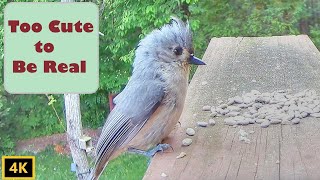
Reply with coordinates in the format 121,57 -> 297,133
61,1 -> 90,180
64,94 -> 90,180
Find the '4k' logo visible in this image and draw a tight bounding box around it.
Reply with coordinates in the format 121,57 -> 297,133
2,156 -> 35,179
9,162 -> 28,173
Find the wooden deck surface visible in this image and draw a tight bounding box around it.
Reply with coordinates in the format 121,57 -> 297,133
143,35 -> 320,180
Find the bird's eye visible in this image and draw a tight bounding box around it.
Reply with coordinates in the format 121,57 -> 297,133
173,47 -> 183,56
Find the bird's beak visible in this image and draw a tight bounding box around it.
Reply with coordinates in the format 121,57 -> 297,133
189,54 -> 206,65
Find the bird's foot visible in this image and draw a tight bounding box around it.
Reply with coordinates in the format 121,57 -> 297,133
147,143 -> 173,157
128,143 -> 173,158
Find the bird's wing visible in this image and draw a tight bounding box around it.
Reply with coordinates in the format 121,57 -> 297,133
93,79 -> 164,178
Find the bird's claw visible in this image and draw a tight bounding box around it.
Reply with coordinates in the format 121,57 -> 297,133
152,143 -> 173,154
128,143 -> 173,158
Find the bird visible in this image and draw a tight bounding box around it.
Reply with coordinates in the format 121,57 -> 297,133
90,17 -> 205,180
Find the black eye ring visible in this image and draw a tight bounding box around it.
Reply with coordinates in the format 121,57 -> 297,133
173,47 -> 183,55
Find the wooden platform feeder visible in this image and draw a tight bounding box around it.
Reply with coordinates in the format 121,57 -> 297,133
143,35 -> 320,180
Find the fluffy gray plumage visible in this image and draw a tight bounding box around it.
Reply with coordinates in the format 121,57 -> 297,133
90,17 -> 195,180
114,17 -> 192,121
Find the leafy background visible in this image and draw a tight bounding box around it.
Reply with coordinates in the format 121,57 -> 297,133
0,0 -> 319,157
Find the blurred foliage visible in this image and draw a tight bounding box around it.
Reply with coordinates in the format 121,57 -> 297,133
0,0 -> 13,155
0,87 -> 14,156
190,0 -> 320,56
311,25 -> 320,48
0,0 -> 320,155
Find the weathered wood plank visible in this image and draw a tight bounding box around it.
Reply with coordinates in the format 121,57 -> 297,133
143,35 -> 320,180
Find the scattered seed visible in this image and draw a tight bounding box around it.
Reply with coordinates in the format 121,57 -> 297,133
239,136 -> 246,141
186,128 -> 195,136
238,119 -> 250,125
243,97 -> 252,104
176,152 -> 187,159
224,118 -> 237,126
294,111 -> 302,118
281,120 -> 290,125
227,106 -> 241,112
258,114 -> 266,119
301,112 -> 308,118
210,112 -> 218,117
243,113 -> 253,118
238,129 -> 250,143
226,111 -> 241,117
182,138 -> 192,146
161,173 -> 168,177
238,129 -> 248,136
292,118 -> 300,124
197,121 -> 208,127
261,120 -> 270,128
270,119 -> 281,124
215,107 -> 223,114
208,119 -> 216,126
221,109 -> 230,115
234,115 -> 245,121
251,90 -> 261,95
244,138 -> 251,144
202,105 -> 211,111
238,103 -> 249,108
248,118 -> 256,124
234,96 -> 243,104
227,98 -> 235,105
255,119 -> 265,124
218,104 -> 228,109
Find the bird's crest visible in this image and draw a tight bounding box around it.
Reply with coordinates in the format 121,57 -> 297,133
138,16 -> 193,53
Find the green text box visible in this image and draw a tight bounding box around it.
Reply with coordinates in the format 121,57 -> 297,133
4,2 -> 99,94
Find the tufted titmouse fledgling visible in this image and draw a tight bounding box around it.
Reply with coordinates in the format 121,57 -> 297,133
90,17 -> 205,180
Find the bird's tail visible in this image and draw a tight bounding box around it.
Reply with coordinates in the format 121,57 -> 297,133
87,162 -> 109,180
88,170 -> 96,180
89,109 -> 141,179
